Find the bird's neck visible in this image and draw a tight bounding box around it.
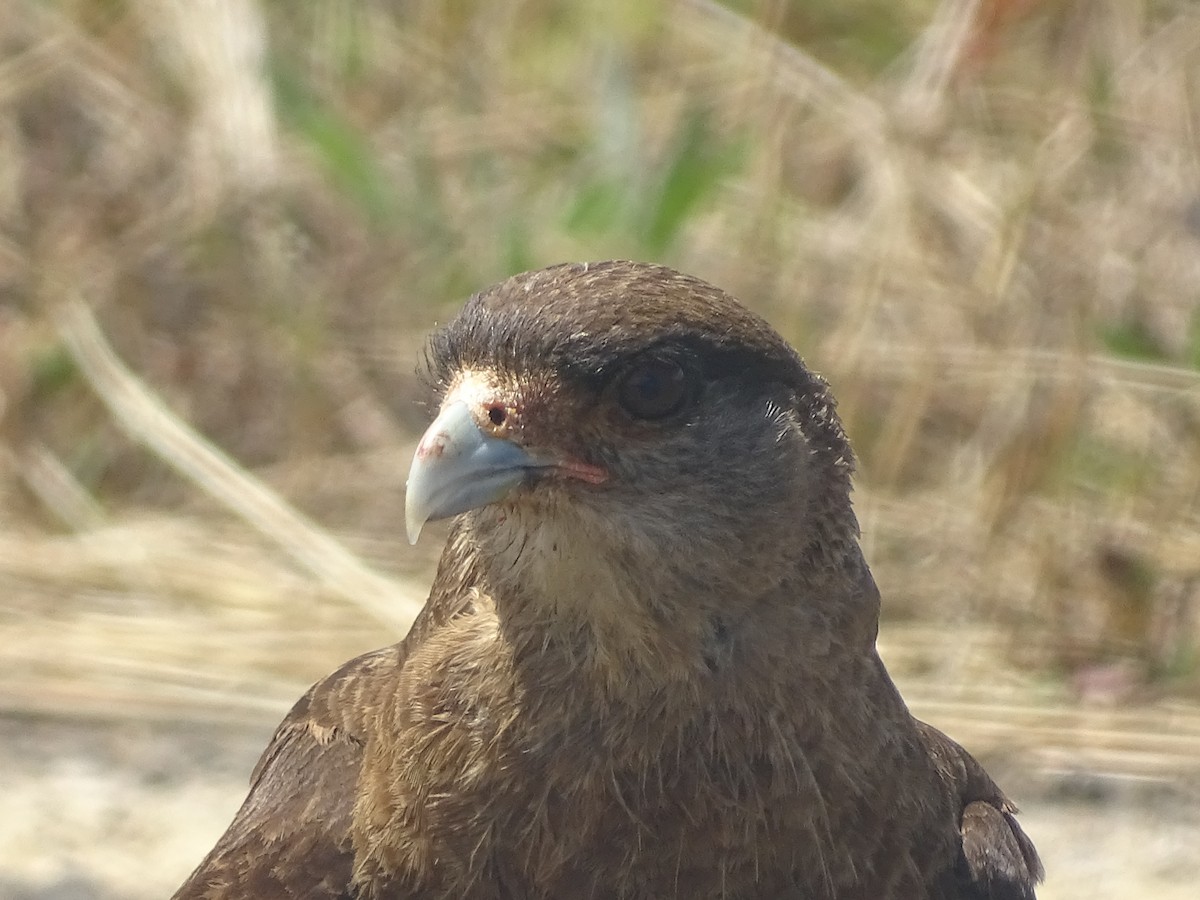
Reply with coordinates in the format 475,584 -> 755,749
472,529 -> 715,693
443,509 -> 883,703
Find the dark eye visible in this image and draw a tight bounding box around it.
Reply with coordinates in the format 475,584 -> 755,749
616,357 -> 691,420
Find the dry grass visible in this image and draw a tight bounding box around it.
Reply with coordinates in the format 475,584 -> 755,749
0,0 -> 1196,773
1,0 -> 1199,895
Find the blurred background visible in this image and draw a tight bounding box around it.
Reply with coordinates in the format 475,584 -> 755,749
0,0 -> 1198,897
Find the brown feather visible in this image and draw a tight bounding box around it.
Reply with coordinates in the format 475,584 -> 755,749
173,261 -> 1042,900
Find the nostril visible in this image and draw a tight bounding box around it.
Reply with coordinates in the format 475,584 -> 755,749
487,405 -> 506,427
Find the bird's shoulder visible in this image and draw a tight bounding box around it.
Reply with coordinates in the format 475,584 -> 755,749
171,582 -> 476,900
915,720 -> 1045,900
169,646 -> 398,900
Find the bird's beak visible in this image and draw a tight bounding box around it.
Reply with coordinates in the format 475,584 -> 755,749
405,400 -> 546,544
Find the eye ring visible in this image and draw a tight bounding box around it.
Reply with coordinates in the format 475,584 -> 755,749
615,356 -> 693,421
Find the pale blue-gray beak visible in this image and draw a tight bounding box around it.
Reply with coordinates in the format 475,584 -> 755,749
405,400 -> 547,544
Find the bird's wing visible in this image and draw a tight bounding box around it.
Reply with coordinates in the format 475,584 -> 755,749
172,544 -> 480,900
171,646 -> 401,900
915,720 -> 1045,900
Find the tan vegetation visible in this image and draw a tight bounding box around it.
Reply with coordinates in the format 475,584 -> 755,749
0,1 -> 1198,898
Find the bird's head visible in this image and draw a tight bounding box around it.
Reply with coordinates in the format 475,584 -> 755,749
407,261 -> 862,623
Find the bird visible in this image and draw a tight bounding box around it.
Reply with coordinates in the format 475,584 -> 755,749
173,260 -> 1043,900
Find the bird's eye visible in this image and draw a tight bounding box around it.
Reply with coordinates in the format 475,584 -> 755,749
615,357 -> 691,421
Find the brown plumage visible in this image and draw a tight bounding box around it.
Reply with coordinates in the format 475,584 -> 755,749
173,261 -> 1042,900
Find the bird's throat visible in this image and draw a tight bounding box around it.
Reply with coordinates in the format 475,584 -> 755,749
455,512 -> 724,692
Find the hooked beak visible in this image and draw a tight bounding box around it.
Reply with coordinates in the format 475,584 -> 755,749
405,397 -> 609,544
405,401 -> 544,544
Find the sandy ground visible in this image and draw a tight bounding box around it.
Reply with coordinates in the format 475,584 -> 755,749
2,713 -> 1197,900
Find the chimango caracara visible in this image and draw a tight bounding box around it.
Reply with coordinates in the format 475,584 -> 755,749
174,261 -> 1042,899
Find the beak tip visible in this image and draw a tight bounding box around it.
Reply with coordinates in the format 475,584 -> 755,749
405,489 -> 426,545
